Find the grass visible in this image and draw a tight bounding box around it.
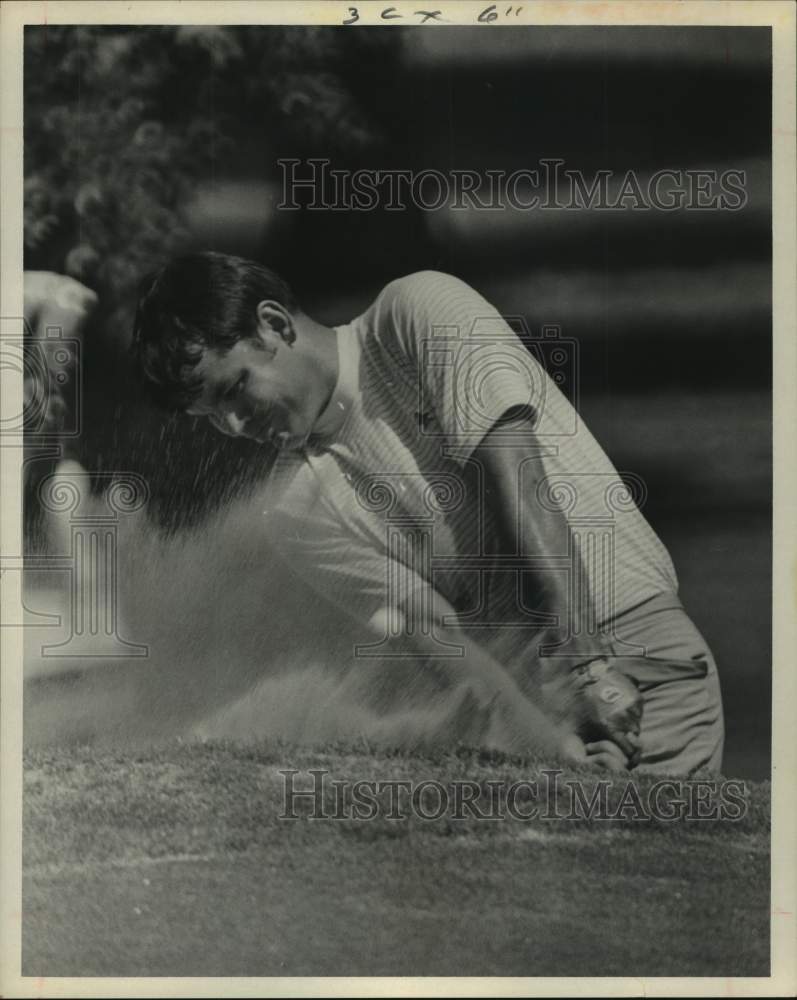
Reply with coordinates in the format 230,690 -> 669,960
23,740 -> 770,978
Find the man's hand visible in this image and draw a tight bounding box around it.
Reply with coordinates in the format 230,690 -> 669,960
436,682 -> 633,771
369,595 -> 639,766
574,659 -> 643,760
559,731 -> 633,771
543,658 -> 644,764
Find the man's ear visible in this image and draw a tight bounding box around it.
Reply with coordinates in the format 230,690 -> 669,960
255,300 -> 296,346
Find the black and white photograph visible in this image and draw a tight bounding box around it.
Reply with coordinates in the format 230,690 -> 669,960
1,0 -> 795,993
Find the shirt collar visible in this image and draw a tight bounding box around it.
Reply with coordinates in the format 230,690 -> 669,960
308,323 -> 358,445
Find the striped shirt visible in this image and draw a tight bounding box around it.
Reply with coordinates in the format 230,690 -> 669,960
265,271 -> 678,666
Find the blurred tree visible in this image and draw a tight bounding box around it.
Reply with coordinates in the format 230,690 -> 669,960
23,26 -> 404,532
24,25 -> 399,336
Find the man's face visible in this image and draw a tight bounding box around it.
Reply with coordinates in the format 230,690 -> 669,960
186,307 -> 319,450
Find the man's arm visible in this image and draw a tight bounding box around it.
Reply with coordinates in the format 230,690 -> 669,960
472,416 -> 639,766
379,585 -> 627,769
373,588 -> 561,747
269,473 -> 629,768
473,415 -> 615,667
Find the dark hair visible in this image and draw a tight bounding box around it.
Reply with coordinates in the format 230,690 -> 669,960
130,252 -> 298,410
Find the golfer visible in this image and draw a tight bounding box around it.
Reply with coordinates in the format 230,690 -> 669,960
131,252 -> 724,774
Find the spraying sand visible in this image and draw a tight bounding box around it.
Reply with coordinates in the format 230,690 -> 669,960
23,463 -> 522,752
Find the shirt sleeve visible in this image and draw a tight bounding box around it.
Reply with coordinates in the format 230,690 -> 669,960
375,271 -> 546,464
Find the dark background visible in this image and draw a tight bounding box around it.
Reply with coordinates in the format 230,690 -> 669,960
24,26 -> 772,778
